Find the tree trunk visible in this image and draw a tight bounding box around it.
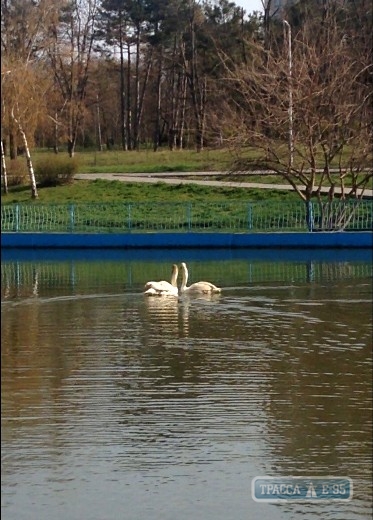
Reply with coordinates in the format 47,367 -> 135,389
178,73 -> 187,149
183,8 -> 206,152
1,140 -> 8,194
126,42 -> 132,150
119,27 -> 127,151
67,138 -> 75,158
11,109 -> 38,198
21,130 -> 38,198
153,52 -> 162,151
137,52 -> 152,148
9,131 -> 17,160
133,24 -> 141,150
54,111 -> 59,153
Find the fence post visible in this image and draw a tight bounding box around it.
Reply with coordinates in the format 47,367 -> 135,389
15,204 -> 20,232
247,203 -> 253,231
69,204 -> 75,232
187,203 -> 192,231
127,203 -> 132,232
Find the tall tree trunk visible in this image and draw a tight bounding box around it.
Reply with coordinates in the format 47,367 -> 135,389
12,112 -> 38,198
119,27 -> 127,151
21,128 -> 38,199
137,51 -> 152,147
9,130 -> 17,160
54,111 -> 59,153
168,36 -> 179,151
1,139 -> 8,194
126,42 -> 132,150
133,24 -> 141,150
153,50 -> 163,151
96,95 -> 103,151
177,72 -> 187,150
67,138 -> 75,158
182,7 -> 206,152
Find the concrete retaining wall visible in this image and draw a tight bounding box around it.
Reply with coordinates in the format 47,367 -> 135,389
1,231 -> 372,249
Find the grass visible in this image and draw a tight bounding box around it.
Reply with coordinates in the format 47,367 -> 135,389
1,178 -> 300,205
2,195 -> 308,234
2,147 -> 370,233
3,145 -> 369,205
34,147 -> 245,174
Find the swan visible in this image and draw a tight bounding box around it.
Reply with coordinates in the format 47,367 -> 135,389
143,264 -> 179,296
179,262 -> 221,295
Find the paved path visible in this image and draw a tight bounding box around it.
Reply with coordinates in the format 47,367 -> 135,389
75,172 -> 373,198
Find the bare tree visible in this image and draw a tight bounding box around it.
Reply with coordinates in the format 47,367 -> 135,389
11,103 -> 38,199
1,0 -> 57,198
48,0 -> 100,157
2,63 -> 50,199
219,3 -> 372,229
180,1 -> 207,152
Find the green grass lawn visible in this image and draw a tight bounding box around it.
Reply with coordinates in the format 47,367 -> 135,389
2,146 -> 368,205
35,147 -> 246,174
1,179 -> 299,205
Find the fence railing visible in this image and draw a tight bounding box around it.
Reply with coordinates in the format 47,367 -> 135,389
1,200 -> 372,233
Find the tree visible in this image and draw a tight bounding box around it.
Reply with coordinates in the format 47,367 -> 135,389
98,0 -> 132,150
1,0 -> 57,198
219,1 -> 372,228
47,0 -> 100,157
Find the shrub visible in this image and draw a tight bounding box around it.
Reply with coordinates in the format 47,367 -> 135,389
3,160 -> 28,186
35,155 -> 79,187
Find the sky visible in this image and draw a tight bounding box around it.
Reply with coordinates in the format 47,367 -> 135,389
234,0 -> 264,14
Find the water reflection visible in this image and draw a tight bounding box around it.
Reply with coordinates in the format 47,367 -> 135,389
1,251 -> 372,520
142,294 -> 180,337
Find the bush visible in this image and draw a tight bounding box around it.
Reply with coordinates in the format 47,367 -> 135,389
35,154 -> 79,187
3,160 -> 28,186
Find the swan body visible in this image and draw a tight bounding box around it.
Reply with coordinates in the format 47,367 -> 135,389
179,262 -> 221,295
144,264 -> 179,297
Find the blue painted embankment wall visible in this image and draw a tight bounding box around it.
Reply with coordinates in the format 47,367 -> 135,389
1,231 -> 372,249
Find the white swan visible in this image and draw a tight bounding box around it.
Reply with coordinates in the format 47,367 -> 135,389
143,264 -> 179,297
179,262 -> 221,295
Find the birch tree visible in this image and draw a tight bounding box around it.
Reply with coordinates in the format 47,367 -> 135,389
1,0 -> 57,198
2,62 -> 52,199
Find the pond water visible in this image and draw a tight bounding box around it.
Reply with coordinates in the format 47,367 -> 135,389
1,248 -> 372,520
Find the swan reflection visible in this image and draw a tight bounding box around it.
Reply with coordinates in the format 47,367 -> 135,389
143,288 -> 221,338
179,291 -> 222,302
143,293 -> 180,335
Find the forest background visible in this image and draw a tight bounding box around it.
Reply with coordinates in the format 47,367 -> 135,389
1,0 -> 372,202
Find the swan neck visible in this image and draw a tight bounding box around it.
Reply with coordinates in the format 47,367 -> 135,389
180,264 -> 188,291
171,266 -> 178,287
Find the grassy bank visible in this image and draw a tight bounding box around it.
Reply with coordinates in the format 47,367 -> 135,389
2,147 -> 289,204
75,147 -> 243,174
1,178 -> 299,205
3,146 -> 366,205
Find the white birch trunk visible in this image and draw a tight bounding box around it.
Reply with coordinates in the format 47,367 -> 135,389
1,139 -> 8,194
11,109 -> 38,198
20,126 -> 38,199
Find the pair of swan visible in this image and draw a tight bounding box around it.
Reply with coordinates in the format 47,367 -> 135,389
143,262 -> 221,297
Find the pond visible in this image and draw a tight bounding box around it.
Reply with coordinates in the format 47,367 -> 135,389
1,248 -> 372,520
